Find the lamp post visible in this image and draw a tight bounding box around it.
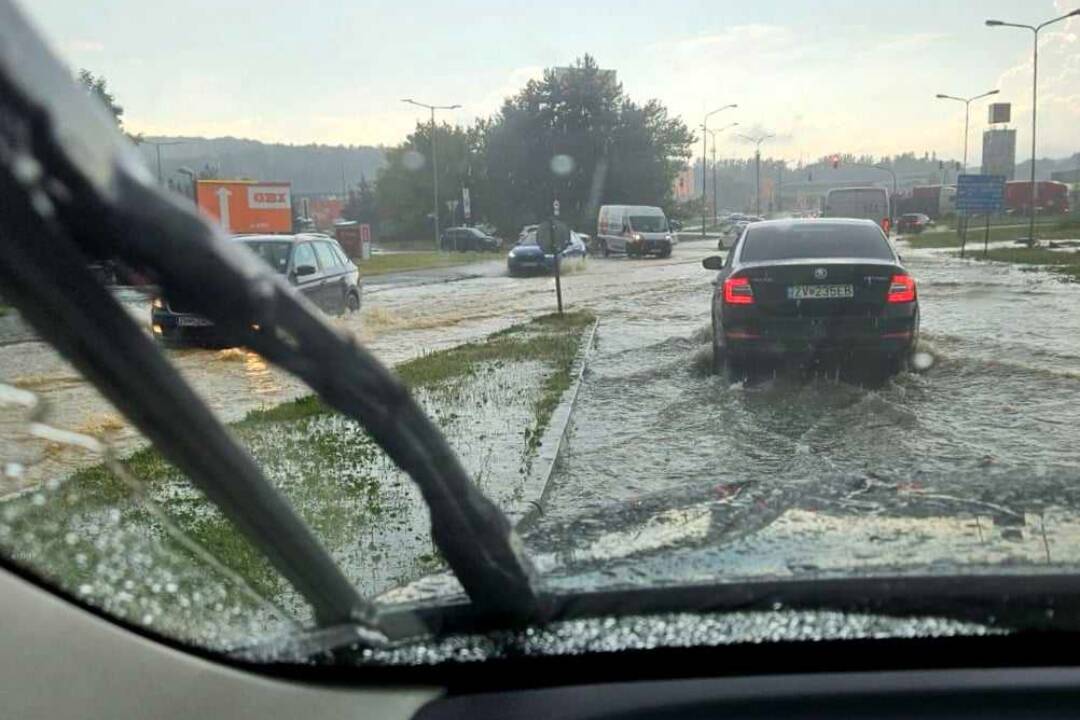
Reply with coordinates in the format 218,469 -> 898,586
934,89 -> 1000,173
704,122 -> 739,227
737,132 -> 774,216
402,98 -> 462,251
702,104 -> 737,236
986,9 -> 1080,244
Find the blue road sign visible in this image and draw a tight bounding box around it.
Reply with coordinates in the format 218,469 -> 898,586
956,174 -> 1006,213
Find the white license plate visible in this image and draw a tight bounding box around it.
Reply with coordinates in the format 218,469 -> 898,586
786,284 -> 854,300
177,315 -> 213,327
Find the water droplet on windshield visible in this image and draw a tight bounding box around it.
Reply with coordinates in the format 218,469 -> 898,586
550,154 -> 575,176
402,150 -> 425,172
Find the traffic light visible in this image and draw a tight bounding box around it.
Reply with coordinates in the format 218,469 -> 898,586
831,155 -> 840,169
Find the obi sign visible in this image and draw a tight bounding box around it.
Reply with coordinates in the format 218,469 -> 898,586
196,180 -> 292,234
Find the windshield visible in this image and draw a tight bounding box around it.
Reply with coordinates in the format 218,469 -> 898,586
4,0 -> 1080,665
629,215 -> 668,232
240,240 -> 292,274
739,224 -> 894,261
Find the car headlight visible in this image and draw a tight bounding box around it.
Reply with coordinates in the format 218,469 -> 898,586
665,234 -> 673,241
152,297 -> 165,309
633,233 -> 642,241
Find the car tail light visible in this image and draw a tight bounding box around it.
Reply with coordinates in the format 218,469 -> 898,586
723,276 -> 754,305
887,274 -> 916,303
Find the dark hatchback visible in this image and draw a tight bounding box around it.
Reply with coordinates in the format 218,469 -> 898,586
440,226 -> 502,252
704,218 -> 918,377
151,234 -> 362,346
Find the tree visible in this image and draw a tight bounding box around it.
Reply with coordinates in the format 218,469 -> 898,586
77,69 -> 123,126
343,174 -> 378,226
476,54 -> 692,236
375,122 -> 473,241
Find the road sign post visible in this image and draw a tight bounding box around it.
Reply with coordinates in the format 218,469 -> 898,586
956,174 -> 1006,259
538,200 -> 570,315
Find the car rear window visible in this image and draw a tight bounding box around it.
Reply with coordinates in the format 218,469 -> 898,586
739,224 -> 893,262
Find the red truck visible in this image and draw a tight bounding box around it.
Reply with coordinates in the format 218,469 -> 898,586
1005,181 -> 1070,215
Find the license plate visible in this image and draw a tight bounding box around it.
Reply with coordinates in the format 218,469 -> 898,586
177,315 -> 213,327
786,284 -> 854,300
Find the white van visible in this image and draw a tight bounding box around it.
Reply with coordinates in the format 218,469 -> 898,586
596,205 -> 675,257
823,187 -> 891,234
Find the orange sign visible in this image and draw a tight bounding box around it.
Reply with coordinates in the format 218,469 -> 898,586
196,180 -> 292,234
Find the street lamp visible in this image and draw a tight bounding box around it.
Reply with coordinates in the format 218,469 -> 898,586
402,98 -> 462,251
934,89 -> 999,173
986,8 -> 1080,244
702,104 -> 737,236
737,132 -> 774,216
703,122 -> 739,226
141,139 -> 187,184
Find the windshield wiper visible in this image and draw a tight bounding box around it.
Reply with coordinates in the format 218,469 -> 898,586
0,0 -> 542,630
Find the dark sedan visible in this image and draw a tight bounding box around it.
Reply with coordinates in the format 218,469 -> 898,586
703,218 -> 918,378
440,226 -> 502,252
896,213 -> 933,234
151,234 -> 362,346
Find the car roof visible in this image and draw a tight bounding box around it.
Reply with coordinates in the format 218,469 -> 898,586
746,217 -> 880,231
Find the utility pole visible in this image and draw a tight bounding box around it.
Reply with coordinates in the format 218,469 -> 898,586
705,123 -> 737,228
934,89 -> 999,173
987,9 -> 1080,244
701,104 -> 737,236
737,132 -> 774,217
402,98 -> 461,251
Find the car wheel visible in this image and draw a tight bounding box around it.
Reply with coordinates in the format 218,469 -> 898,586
726,354 -> 748,383
601,240 -> 609,257
346,290 -> 361,313
660,248 -> 672,259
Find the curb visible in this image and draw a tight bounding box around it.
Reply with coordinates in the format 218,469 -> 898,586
513,317 -> 599,531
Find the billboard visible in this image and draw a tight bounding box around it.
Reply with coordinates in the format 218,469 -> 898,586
988,103 -> 1011,124
196,180 -> 292,234
982,129 -> 1016,181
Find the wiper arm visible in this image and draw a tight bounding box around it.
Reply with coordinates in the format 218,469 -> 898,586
0,0 -> 543,627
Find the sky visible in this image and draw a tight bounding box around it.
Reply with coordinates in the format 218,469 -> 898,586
21,0 -> 1080,165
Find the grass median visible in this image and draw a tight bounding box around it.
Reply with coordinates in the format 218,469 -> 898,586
356,250 -> 500,276
973,246 -> 1080,281
905,218 -> 1080,250
0,311 -> 595,644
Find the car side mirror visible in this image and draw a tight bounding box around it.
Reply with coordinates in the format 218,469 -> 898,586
669,220 -> 682,231
294,264 -> 317,277
702,256 -> 725,270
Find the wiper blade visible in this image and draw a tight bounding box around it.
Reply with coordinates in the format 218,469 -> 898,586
0,0 -> 542,627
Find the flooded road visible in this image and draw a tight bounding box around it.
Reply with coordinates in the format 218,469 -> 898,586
6,236 -> 1080,588
527,240 -> 1080,587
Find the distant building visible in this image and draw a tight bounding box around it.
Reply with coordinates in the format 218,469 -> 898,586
982,128 -> 1016,180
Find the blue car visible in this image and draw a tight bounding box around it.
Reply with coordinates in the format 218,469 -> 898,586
507,228 -> 588,276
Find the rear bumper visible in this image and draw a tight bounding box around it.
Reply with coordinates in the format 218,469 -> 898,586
724,314 -> 917,358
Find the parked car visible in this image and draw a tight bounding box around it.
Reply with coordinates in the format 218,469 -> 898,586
507,229 -> 588,276
596,205 -> 675,257
440,226 -> 502,252
896,213 -> 933,234
151,234 -> 362,346
703,218 -> 918,379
